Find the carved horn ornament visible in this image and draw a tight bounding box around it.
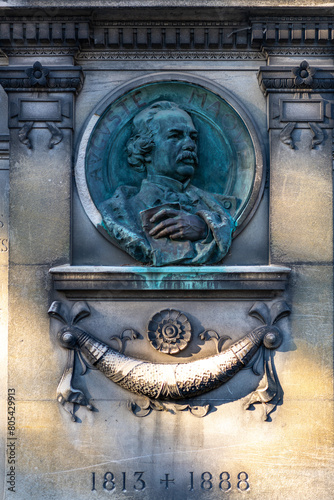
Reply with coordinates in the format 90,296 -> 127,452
49,301 -> 290,422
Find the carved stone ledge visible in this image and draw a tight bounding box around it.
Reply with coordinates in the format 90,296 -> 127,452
258,64 -> 334,95
49,265 -> 291,300
0,62 -> 84,94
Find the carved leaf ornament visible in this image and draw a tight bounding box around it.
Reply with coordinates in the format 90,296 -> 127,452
49,300 -> 290,422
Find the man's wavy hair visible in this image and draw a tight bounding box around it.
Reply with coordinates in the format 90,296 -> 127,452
127,101 -> 184,173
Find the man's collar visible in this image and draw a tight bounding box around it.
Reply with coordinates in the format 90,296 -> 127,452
145,174 -> 191,193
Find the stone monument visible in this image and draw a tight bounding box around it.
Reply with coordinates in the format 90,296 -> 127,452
0,2 -> 333,499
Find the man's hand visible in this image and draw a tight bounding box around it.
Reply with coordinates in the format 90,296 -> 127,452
149,208 -> 207,241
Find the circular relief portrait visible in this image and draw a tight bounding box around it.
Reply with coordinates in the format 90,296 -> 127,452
76,73 -> 265,266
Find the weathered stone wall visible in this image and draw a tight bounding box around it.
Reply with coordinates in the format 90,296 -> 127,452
0,2 -> 333,499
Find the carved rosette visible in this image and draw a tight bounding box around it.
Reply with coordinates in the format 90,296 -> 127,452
147,309 -> 192,355
292,60 -> 315,87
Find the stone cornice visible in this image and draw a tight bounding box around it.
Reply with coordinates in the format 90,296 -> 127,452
0,18 -> 333,53
49,265 -> 291,300
258,63 -> 334,95
0,61 -> 84,94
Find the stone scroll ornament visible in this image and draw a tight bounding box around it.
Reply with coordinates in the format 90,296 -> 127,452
49,300 -> 290,422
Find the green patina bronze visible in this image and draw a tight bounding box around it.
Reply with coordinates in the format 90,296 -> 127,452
85,82 -> 256,266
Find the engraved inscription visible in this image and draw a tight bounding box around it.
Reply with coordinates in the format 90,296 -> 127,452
103,472 -> 115,491
237,472 -> 250,491
1,239 -> 8,252
91,470 -> 249,492
91,472 -> 96,492
219,472 -> 232,492
201,472 -> 213,490
189,471 -> 194,491
92,472 -> 146,492
134,472 -> 146,492
0,213 -> 8,253
160,474 -> 175,489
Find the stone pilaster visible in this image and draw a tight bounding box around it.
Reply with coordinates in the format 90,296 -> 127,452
258,62 -> 334,265
0,62 -> 84,415
258,63 -> 334,474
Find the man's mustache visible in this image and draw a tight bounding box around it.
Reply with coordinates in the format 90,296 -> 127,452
176,151 -> 198,164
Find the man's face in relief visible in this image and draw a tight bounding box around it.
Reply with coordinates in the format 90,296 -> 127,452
147,109 -> 198,183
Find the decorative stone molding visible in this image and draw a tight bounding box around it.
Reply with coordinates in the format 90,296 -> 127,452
4,47 -> 80,57
0,62 -> 84,149
250,17 -> 334,46
263,46 -> 334,57
0,17 -> 333,54
0,61 -> 84,94
49,265 -> 291,300
0,19 -> 90,47
0,20 -> 250,50
258,62 -> 334,150
258,64 -> 334,95
76,49 -> 266,61
0,134 -> 9,161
